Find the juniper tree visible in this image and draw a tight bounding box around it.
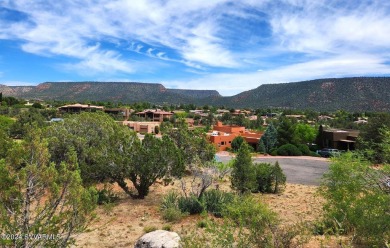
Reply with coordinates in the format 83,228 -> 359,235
0,129 -> 97,247
231,142 -> 256,194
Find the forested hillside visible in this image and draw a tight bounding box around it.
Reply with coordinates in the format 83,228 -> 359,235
167,89 -> 221,98
202,77 -> 390,111
0,82 -> 218,104
2,77 -> 390,111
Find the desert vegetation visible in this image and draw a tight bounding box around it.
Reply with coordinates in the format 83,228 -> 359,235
0,103 -> 389,247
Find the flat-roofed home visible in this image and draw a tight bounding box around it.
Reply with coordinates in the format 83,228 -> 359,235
285,115 -> 306,120
136,109 -> 173,122
58,103 -> 104,113
121,121 -> 160,134
189,109 -> 204,114
320,129 -> 360,150
216,109 -> 230,114
208,122 -> 263,151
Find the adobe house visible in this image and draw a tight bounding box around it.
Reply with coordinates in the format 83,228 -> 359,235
121,121 -> 160,134
136,109 -> 173,122
209,131 -> 238,151
320,129 -> 359,150
213,121 -> 245,133
58,103 -> 104,113
209,122 -> 263,151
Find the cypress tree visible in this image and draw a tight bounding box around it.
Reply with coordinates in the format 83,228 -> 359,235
231,142 -> 256,194
257,139 -> 266,154
259,123 -> 278,153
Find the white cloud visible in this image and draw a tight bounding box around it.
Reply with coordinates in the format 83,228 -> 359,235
1,0 -> 390,92
1,0 -> 241,71
1,81 -> 38,86
62,50 -> 134,76
268,0 -> 390,55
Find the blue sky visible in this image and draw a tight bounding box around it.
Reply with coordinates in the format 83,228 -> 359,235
1,0 -> 390,96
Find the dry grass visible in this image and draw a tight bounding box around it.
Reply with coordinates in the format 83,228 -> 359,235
73,179 -> 342,248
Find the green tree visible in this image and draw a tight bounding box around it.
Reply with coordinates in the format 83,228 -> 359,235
231,142 -> 256,194
0,115 -> 14,133
257,139 -> 266,154
276,117 -> 295,146
379,127 -> 390,163
0,129 -> 12,159
165,127 -> 215,168
271,161 -> 286,193
3,96 -> 20,106
357,113 -> 390,163
254,162 -> 286,194
259,123 -> 278,153
126,134 -> 184,199
46,112 -> 147,198
0,129 -> 97,247
293,123 -> 317,144
32,102 -> 43,109
220,112 -> 232,124
10,108 -> 46,138
231,136 -> 245,152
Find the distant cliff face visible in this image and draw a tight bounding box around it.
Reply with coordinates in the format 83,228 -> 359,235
0,85 -> 35,97
2,78 -> 390,112
167,89 -> 221,98
0,82 -> 221,104
218,77 -> 390,111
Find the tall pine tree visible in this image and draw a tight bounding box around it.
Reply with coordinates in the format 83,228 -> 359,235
259,123 -> 278,153
231,142 -> 256,194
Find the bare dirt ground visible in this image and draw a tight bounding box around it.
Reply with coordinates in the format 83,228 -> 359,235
73,180 -> 343,248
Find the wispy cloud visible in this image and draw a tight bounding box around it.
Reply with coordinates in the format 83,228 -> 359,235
1,0 -> 390,93
168,54 -> 390,96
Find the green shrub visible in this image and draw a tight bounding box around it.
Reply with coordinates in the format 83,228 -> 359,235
254,163 -> 273,193
309,151 -> 320,157
202,190 -> 235,217
297,144 -> 311,155
270,149 -> 278,156
320,153 -> 390,247
197,220 -> 207,228
143,226 -> 158,233
178,195 -> 204,215
231,136 -> 245,152
222,195 -> 278,247
162,224 -> 172,231
181,195 -> 308,248
277,144 -> 302,156
254,162 -> 286,194
162,207 -> 185,222
271,161 -> 287,194
97,187 -> 119,205
160,191 -> 186,222
160,191 -> 179,210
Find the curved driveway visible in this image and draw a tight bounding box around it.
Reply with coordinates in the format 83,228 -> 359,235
215,155 -> 330,186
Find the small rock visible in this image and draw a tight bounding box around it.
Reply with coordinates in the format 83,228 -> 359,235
134,230 -> 181,248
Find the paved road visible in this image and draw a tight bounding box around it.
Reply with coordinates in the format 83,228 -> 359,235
216,155 -> 330,186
